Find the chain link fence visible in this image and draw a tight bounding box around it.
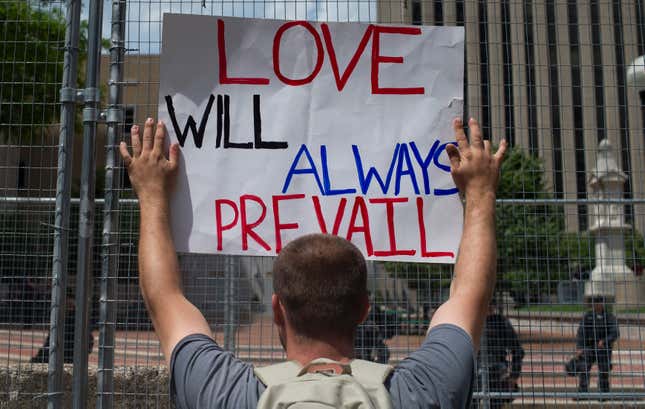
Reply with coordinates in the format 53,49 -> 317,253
1,0 -> 645,408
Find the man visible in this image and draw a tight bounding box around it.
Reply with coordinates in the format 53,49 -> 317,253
119,117 -> 506,409
31,293 -> 94,364
575,296 -> 619,394
475,299 -> 524,409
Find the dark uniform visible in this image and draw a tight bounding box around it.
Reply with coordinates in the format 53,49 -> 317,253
575,308 -> 619,393
476,313 -> 525,409
31,296 -> 94,364
354,303 -> 391,364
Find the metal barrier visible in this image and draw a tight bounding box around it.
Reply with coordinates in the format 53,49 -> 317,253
1,0 -> 645,408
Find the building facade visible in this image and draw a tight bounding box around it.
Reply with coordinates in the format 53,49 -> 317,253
379,0 -> 645,234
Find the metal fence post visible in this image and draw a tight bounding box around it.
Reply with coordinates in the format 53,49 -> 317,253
223,256 -> 237,352
96,0 -> 127,407
71,0 -> 105,403
479,325 -> 490,409
47,0 -> 82,407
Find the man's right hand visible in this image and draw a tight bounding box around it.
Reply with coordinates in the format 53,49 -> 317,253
119,118 -> 180,210
445,117 -> 507,200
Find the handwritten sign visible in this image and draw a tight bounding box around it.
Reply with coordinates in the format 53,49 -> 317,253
159,14 -> 465,262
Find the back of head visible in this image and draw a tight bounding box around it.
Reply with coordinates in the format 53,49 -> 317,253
272,234 -> 367,340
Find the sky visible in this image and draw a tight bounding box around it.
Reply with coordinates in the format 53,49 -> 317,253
80,0 -> 378,54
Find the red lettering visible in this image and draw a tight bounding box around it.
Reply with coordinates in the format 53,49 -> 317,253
416,197 -> 454,258
218,19 -> 270,85
215,199 -> 239,251
346,197 -> 374,256
240,195 -> 271,251
273,21 -> 324,86
321,24 -> 374,91
371,26 -> 425,95
272,194 -> 306,253
370,198 -> 415,256
312,196 -> 347,235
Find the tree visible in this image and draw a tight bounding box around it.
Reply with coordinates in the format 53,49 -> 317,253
1,1 -> 63,141
496,147 -> 645,304
495,146 -> 570,302
0,0 -> 94,143
387,146 -> 645,307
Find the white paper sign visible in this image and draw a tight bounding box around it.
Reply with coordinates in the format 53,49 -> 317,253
159,13 -> 464,262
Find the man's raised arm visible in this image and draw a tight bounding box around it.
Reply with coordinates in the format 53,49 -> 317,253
119,118 -> 211,363
428,117 -> 507,349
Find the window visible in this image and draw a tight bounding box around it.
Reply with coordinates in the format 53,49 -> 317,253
501,0 -> 514,146
546,0 -> 564,199
411,0 -> 422,25
613,1 -> 634,224
524,1 -> 538,154
478,1 -> 491,137
567,0 -> 587,229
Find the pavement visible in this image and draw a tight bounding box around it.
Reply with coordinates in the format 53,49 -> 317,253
1,315 -> 644,402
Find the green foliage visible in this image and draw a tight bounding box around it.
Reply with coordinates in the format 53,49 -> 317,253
0,0 -> 89,143
496,147 -> 565,285
0,1 -> 64,141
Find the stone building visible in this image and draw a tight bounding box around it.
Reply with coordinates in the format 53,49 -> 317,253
378,0 -> 645,234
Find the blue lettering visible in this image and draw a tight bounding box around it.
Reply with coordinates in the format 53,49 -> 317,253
321,145 -> 357,196
410,140 -> 440,195
394,143 -> 420,195
433,141 -> 459,196
282,144 -> 325,194
353,144 -> 400,195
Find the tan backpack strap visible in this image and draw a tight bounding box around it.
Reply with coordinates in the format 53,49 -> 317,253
349,359 -> 394,384
254,361 -> 302,386
255,358 -> 393,387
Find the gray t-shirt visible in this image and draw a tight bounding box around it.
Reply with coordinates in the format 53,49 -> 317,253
171,323 -> 475,409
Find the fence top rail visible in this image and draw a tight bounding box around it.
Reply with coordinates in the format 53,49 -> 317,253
2,197 -> 645,205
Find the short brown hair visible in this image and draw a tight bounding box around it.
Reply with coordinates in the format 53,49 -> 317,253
272,234 -> 367,339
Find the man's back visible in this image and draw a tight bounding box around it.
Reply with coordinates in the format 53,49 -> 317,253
171,324 -> 474,409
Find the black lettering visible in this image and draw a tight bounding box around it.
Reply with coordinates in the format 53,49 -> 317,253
253,94 -> 288,149
216,94 -> 223,148
164,94 -> 214,148
224,94 -> 253,149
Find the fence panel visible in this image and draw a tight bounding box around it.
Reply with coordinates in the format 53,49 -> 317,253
0,0 -> 77,405
1,0 -> 645,408
102,0 -> 645,407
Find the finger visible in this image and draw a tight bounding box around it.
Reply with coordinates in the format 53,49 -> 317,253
153,120 -> 166,155
167,142 -> 180,171
468,117 -> 484,149
484,140 -> 491,155
142,117 -> 155,152
445,143 -> 461,171
453,117 -> 469,152
131,125 -> 141,157
119,142 -> 133,167
494,139 -> 508,164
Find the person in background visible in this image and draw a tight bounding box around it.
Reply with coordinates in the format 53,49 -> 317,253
354,301 -> 391,364
475,298 -> 524,409
31,293 -> 94,364
575,296 -> 619,395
